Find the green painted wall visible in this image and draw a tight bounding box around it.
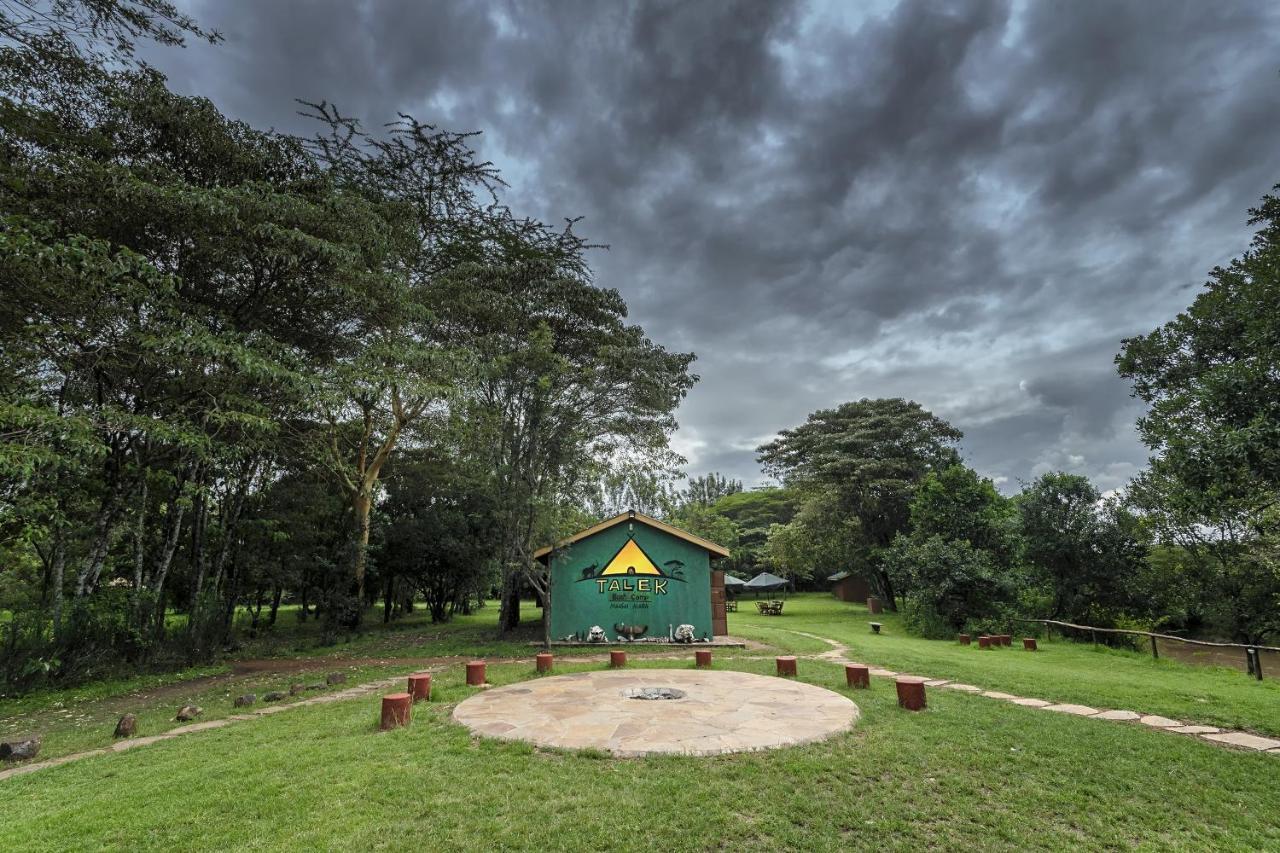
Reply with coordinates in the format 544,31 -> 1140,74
548,519 -> 713,642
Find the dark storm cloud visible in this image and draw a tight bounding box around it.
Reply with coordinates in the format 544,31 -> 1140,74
151,0 -> 1280,493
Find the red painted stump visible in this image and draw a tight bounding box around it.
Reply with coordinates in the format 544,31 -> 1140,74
1023,638 -> 1038,651
958,634 -> 971,645
380,693 -> 412,730
466,660 -> 487,686
695,650 -> 713,668
895,677 -> 927,711
407,672 -> 432,702
776,655 -> 798,677
536,652 -> 554,673
609,650 -> 627,668
978,635 -> 992,649
1000,634 -> 1012,647
845,663 -> 870,689
866,596 -> 883,615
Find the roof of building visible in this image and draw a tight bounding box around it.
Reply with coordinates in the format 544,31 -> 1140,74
827,571 -> 851,582
533,510 -> 732,561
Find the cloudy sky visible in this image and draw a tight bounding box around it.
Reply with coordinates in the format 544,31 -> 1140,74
150,0 -> 1280,493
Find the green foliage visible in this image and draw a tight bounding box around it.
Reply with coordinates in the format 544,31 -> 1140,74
1017,473 -> 1149,625
758,398 -> 963,605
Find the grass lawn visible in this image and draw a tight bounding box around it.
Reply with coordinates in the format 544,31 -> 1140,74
729,595 -> 1280,737
4,593 -> 1279,850
4,656 -> 1279,851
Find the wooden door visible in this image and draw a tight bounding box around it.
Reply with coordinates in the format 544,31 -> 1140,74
710,569 -> 728,636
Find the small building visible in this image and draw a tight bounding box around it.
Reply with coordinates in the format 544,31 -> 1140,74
828,571 -> 871,603
535,510 -> 731,642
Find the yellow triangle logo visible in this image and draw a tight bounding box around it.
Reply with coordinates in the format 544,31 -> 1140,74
599,538 -> 661,576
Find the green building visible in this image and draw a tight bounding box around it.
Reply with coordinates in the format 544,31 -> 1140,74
535,511 -> 731,642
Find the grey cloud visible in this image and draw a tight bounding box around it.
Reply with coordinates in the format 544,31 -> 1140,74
152,0 -> 1280,492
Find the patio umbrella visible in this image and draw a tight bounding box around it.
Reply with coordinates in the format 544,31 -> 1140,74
724,574 -> 747,588
743,572 -> 791,597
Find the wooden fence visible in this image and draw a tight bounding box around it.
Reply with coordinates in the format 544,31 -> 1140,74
1013,618 -> 1277,682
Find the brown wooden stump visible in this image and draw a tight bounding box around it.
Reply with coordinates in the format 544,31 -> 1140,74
845,664 -> 870,689
895,676 -> 927,711
695,650 -> 712,668
466,660 -> 487,686
609,650 -> 627,668
1023,638 -> 1037,651
380,693 -> 412,730
958,634 -> 971,645
978,635 -> 992,649
866,596 -> 883,615
408,672 -> 432,702
1000,634 -> 1012,647
536,652 -> 554,673
776,655 -> 798,677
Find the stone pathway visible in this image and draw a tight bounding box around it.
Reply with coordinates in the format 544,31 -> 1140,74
764,627 -> 1280,755
453,668 -> 859,757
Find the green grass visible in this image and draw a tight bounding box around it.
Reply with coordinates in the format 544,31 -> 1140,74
728,595 -> 1280,736
4,657 -> 1278,851
5,594 -> 1280,850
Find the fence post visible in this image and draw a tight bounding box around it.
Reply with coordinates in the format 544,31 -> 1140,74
1150,635 -> 1159,660
1246,648 -> 1263,681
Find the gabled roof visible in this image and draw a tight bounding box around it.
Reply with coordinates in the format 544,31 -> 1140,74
533,510 -> 731,561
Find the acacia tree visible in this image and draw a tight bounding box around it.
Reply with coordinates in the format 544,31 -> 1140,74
757,398 -> 962,608
436,261 -> 695,642
1,5 -> 387,675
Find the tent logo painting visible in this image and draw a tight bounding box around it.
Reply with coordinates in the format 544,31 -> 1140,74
577,537 -> 685,602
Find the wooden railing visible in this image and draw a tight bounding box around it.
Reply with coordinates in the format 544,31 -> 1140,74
1013,618 -> 1277,681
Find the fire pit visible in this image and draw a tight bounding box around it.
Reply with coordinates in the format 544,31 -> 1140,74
453,669 -> 860,757
622,686 -> 686,701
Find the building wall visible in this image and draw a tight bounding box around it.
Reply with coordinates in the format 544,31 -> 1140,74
832,575 -> 871,602
548,521 -> 713,642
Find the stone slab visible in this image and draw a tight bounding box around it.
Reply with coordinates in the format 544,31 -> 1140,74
1009,697 -> 1051,707
453,669 -> 860,757
982,691 -> 1018,700
1093,710 -> 1140,721
1139,715 -> 1183,728
1170,725 -> 1220,735
1201,731 -> 1280,751
1041,703 -> 1099,716
943,683 -> 982,693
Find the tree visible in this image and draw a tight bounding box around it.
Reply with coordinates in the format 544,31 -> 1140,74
377,449 -> 499,624
1117,188 -> 1280,643
677,473 -> 743,509
1017,473 -> 1147,625
882,465 -> 1020,634
757,398 -> 963,608
436,261 -> 695,642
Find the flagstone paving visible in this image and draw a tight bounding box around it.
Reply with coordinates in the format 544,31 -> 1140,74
453,669 -> 860,757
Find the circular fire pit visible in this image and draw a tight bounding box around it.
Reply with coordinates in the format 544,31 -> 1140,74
622,686 -> 687,701
453,669 -> 859,757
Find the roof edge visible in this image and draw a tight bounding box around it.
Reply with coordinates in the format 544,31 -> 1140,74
533,510 -> 732,560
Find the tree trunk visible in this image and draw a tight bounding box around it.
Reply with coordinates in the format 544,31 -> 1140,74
875,568 -> 898,612
352,489 -> 373,605
498,573 -> 521,633
383,573 -> 393,624
50,526 -> 66,639
268,585 -> 283,626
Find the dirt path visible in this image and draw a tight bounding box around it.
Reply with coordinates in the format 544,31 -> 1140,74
0,648 -> 717,782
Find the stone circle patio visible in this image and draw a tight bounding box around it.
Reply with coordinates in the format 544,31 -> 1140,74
452,668 -> 859,757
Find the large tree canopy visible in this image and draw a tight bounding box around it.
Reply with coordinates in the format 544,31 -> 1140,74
757,398 -> 962,607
